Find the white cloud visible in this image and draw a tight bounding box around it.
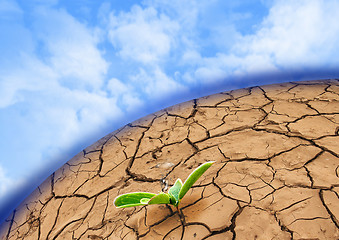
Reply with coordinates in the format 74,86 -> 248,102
181,50 -> 202,66
33,7 -> 108,91
0,3 -> 124,180
0,54 -> 57,108
178,0 -> 339,83
142,0 -> 201,30
121,94 -> 144,112
37,88 -> 122,148
103,0 -> 339,87
108,5 -> 179,64
131,67 -> 187,99
234,0 -> 339,68
0,165 -> 24,201
107,78 -> 144,112
0,55 -> 123,173
0,4 -> 111,108
107,78 -> 129,94
106,3 -> 191,108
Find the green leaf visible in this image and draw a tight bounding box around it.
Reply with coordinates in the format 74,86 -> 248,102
148,192 -> 171,205
114,192 -> 156,208
179,161 -> 214,200
140,198 -> 151,204
168,178 -> 183,206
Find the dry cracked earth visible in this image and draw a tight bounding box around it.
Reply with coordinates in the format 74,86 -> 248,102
0,79 -> 338,240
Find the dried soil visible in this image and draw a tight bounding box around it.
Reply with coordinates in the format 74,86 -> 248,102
1,79 -> 338,240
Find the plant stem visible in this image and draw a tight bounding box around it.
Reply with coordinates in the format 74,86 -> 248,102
176,205 -> 185,225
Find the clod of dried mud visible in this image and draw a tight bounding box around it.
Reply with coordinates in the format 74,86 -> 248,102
1,79 -> 338,240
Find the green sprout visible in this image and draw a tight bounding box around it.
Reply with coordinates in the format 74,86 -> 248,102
114,161 -> 214,210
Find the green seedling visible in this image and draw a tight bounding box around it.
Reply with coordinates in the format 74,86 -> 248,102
114,161 -> 214,210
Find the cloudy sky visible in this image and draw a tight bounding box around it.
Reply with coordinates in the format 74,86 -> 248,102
1,0 -> 339,223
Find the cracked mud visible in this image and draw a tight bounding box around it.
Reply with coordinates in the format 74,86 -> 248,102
1,79 -> 338,240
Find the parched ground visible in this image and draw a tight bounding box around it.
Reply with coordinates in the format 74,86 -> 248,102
0,79 -> 338,240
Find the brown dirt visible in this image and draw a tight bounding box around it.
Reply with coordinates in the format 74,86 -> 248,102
0,79 -> 338,240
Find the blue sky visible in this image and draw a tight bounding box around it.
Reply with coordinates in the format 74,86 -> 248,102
1,0 -> 339,223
